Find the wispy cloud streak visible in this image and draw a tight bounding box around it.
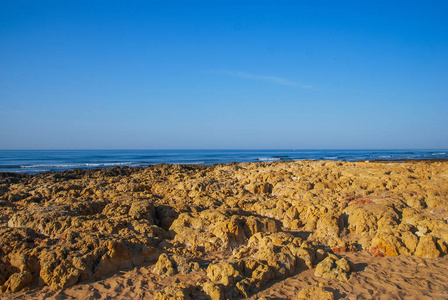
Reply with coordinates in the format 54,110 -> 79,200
208,70 -> 313,89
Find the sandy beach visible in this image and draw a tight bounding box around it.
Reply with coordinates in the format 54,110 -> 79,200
1,160 -> 448,299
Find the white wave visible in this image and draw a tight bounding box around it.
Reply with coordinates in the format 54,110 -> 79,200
21,162 -> 134,168
324,157 -> 338,159
173,162 -> 205,165
378,155 -> 392,158
257,157 -> 280,162
91,162 -> 133,166
21,164 -> 81,168
432,153 -> 446,155
9,169 -> 50,173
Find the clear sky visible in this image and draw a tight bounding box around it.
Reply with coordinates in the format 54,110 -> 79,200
1,0 -> 447,149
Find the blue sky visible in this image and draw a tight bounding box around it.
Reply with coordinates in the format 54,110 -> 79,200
1,0 -> 447,149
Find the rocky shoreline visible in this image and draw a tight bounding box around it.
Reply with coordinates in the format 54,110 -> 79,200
1,160 -> 448,299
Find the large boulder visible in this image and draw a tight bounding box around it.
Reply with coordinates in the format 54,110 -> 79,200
314,254 -> 352,281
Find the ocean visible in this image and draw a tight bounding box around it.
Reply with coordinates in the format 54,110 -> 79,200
0,149 -> 447,175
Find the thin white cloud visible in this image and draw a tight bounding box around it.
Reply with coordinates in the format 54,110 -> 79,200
208,70 -> 313,89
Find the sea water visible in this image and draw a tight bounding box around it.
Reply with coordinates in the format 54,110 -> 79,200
0,149 -> 447,174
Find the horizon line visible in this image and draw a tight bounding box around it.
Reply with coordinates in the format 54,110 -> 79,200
1,148 -> 447,151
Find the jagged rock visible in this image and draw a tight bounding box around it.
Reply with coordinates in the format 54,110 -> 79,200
297,285 -> 334,300
170,209 -> 281,250
343,203 -> 399,235
312,213 -> 345,248
153,253 -> 176,277
246,182 -> 272,194
242,259 -> 275,288
414,236 -> 441,258
253,245 -> 296,278
314,254 -> 351,281
2,270 -> 32,293
201,281 -> 224,300
128,200 -> 155,223
93,240 -> 134,279
154,283 -> 195,300
153,253 -> 200,277
370,231 -> 403,256
247,232 -> 315,270
207,259 -> 243,287
400,231 -> 419,254
204,232 -> 317,296
1,160 -> 448,294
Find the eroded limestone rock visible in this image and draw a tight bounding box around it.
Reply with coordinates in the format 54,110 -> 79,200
1,160 -> 447,295
297,285 -> 334,300
314,254 -> 352,281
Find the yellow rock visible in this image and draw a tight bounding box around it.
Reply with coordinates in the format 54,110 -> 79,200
414,236 -> 441,258
297,285 -> 334,300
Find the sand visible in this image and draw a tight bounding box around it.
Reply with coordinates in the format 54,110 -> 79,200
4,252 -> 448,299
1,160 -> 448,299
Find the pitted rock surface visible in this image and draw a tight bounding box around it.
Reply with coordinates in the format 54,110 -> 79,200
0,160 -> 447,297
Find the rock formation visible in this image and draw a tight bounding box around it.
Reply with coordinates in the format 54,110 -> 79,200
0,160 -> 447,298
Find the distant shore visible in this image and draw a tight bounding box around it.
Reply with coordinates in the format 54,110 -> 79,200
373,158 -> 448,163
1,157 -> 448,177
1,149 -> 447,174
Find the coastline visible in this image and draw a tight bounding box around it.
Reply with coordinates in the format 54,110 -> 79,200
1,157 -> 448,177
1,159 -> 448,299
372,158 -> 448,163
1,149 -> 447,175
